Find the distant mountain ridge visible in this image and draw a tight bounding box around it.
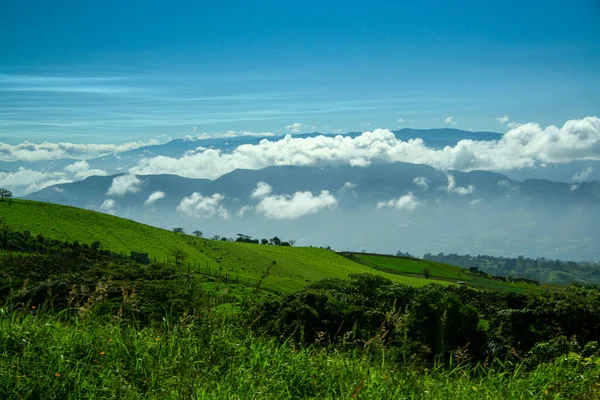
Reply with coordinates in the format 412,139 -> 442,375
23,163 -> 600,261
26,162 -> 600,209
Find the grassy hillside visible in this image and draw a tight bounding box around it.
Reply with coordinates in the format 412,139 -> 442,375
342,252 -> 540,292
0,199 -> 442,292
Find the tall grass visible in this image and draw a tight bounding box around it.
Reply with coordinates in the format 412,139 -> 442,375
1,308 -> 598,399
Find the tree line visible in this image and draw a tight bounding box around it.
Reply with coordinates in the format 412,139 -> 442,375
424,252 -> 600,285
172,227 -> 295,246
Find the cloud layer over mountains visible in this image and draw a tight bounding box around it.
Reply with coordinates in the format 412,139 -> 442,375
131,117 -> 600,179
0,139 -> 160,162
2,117 -> 600,196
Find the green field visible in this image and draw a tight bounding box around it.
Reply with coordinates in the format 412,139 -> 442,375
343,252 -> 540,292
0,199 -> 443,292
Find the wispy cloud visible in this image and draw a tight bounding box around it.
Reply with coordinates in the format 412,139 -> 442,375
145,191 -> 166,205
412,176 -> 429,190
0,139 -> 160,162
286,122 -> 305,133
100,199 -> 117,214
446,175 -> 474,195
377,192 -> 422,211
495,115 -> 509,124
445,116 -> 457,127
572,167 -> 594,182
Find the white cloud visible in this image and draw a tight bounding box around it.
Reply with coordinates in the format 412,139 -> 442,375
397,118 -> 406,123
377,192 -> 422,211
0,168 -> 71,195
176,192 -> 229,219
100,199 -> 116,214
255,190 -> 337,220
286,123 -> 304,133
201,130 -> 275,139
498,180 -> 518,191
250,182 -> 273,199
129,117 -> 600,178
446,175 -> 474,195
495,116 -> 510,124
445,116 -> 457,127
470,199 -> 482,206
572,167 -> 594,182
64,161 -> 107,179
0,139 -> 160,162
412,176 -> 429,190
145,191 -> 165,205
507,121 -> 522,129
106,174 -> 143,196
342,182 -> 357,190
237,205 -> 252,216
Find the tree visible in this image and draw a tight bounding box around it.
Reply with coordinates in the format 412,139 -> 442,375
192,230 -> 203,238
172,227 -> 185,234
270,236 -> 281,246
288,240 -> 297,246
261,238 -> 269,245
170,248 -> 188,268
0,188 -> 12,201
423,267 -> 431,279
236,233 -> 252,243
212,235 -> 221,241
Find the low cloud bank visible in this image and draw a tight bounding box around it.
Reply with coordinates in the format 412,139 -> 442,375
130,117 -> 600,180
0,139 -> 160,162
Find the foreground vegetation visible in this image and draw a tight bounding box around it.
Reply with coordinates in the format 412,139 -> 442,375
2,310 -> 599,399
1,200 -> 599,398
1,243 -> 599,398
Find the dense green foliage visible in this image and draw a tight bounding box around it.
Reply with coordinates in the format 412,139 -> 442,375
424,252 -> 600,285
248,274 -> 600,366
1,254 -> 599,399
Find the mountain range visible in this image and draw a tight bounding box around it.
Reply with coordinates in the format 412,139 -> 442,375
25,162 -> 600,261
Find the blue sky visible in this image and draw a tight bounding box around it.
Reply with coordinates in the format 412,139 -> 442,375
1,0 -> 599,144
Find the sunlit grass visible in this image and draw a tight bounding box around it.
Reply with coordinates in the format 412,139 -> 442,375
1,309 -> 598,399
0,199 -> 442,292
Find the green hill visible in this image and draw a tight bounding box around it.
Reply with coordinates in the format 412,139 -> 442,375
0,199 -> 443,292
342,252 -> 540,292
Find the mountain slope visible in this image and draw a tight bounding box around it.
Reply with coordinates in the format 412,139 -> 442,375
0,199 -> 452,292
